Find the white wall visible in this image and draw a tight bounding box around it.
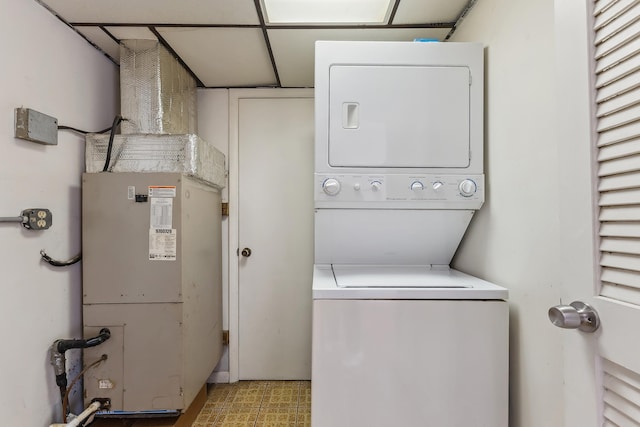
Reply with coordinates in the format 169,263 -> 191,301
0,0 -> 118,424
197,89 -> 231,380
449,0 -> 564,426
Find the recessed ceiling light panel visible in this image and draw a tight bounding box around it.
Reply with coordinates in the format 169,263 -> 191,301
262,0 -> 394,24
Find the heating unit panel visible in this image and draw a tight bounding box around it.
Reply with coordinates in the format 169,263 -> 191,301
82,172 -> 222,413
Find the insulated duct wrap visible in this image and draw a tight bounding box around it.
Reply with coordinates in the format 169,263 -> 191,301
120,39 -> 197,135
85,133 -> 225,190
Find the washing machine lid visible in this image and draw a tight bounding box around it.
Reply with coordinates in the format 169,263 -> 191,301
313,264 -> 508,300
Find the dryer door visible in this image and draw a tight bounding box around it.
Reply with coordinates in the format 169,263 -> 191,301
328,65 -> 471,168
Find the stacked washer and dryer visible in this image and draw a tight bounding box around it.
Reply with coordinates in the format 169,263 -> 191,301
312,41 -> 508,426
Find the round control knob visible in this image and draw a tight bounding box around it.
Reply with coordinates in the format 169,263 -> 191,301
354,183 -> 361,191
410,181 -> 424,191
432,181 -> 444,192
458,179 -> 477,197
370,181 -> 382,192
322,178 -> 341,196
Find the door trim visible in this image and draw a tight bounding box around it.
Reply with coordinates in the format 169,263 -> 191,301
228,88 -> 314,382
554,1 -> 602,425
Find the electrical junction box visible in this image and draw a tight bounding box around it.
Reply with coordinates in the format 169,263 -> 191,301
81,172 -> 223,413
14,107 -> 58,145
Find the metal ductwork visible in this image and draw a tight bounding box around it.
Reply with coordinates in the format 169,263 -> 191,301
85,39 -> 225,189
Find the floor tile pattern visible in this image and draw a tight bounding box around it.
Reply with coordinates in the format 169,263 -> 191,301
192,381 -> 311,427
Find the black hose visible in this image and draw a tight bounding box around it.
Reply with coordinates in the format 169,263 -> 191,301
55,328 -> 111,353
85,328 -> 111,347
56,378 -> 67,407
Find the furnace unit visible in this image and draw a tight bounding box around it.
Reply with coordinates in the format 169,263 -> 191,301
82,172 -> 222,413
81,40 -> 225,415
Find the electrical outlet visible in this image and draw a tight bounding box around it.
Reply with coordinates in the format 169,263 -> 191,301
21,208 -> 52,230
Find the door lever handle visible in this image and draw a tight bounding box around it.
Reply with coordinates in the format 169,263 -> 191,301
548,301 -> 600,333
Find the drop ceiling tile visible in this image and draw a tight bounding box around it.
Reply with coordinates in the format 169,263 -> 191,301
105,26 -> 157,41
39,0 -> 260,25
158,27 -> 276,87
75,26 -> 120,61
268,28 -> 450,88
392,0 -> 469,24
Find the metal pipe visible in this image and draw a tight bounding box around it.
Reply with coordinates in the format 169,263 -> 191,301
0,216 -> 25,223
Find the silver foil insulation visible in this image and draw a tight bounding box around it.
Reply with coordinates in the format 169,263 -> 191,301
85,133 -> 225,190
120,39 -> 197,135
86,40 -> 225,190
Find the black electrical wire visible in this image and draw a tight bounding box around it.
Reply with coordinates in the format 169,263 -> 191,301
102,115 -> 123,172
57,124 -> 113,135
40,249 -> 81,267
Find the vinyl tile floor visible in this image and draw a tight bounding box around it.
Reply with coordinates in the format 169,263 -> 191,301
192,381 -> 311,427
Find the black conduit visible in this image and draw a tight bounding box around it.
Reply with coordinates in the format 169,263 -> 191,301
103,115 -> 123,172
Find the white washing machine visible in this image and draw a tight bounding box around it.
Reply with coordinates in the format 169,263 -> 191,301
312,41 -> 509,426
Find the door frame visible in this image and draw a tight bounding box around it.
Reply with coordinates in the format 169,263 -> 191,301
554,1 -> 601,425
228,88 -> 314,382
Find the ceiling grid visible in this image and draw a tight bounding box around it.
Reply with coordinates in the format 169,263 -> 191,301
35,0 -> 475,88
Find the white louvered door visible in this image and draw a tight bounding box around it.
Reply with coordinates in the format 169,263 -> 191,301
594,0 -> 640,424
558,0 -> 640,425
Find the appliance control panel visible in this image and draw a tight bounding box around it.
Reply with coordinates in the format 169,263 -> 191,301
315,174 -> 484,205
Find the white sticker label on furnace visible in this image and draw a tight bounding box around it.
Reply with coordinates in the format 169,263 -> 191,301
148,186 -> 176,198
98,379 -> 114,389
150,197 -> 173,229
149,229 -> 177,261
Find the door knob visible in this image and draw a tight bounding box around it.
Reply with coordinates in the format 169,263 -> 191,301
548,301 -> 600,333
241,248 -> 252,257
